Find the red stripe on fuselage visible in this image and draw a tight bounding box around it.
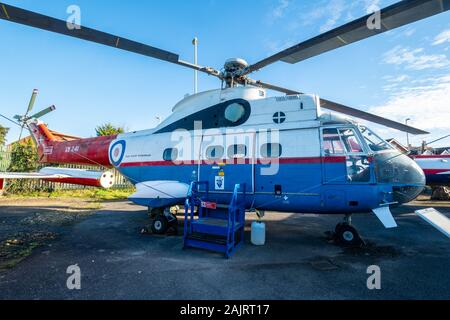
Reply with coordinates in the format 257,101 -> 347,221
414,155 -> 450,159
422,169 -> 450,175
119,156 -> 346,167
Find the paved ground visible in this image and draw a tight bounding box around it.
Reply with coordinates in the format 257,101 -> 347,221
0,197 -> 449,300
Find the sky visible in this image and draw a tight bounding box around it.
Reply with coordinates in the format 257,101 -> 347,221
0,0 -> 450,147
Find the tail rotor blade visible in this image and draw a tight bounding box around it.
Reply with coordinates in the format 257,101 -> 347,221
26,89 -> 38,114
29,105 -> 56,119
18,125 -> 25,141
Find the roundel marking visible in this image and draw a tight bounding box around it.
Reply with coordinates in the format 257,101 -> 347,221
273,112 -> 286,124
109,140 -> 126,167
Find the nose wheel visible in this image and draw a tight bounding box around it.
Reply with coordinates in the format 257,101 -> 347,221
335,215 -> 364,246
148,207 -> 178,235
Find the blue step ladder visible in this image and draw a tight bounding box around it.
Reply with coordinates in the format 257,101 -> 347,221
183,181 -> 246,258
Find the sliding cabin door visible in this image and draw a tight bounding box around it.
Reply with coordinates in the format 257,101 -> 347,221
198,132 -> 255,194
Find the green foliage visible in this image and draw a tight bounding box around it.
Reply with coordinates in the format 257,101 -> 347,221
5,141 -> 51,194
7,141 -> 38,172
4,187 -> 135,201
0,126 -> 9,146
95,123 -> 125,137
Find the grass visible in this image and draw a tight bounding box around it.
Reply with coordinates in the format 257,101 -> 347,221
0,232 -> 58,272
3,187 -> 135,201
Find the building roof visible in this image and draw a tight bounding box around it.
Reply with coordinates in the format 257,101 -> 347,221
7,130 -> 81,147
386,138 -> 409,153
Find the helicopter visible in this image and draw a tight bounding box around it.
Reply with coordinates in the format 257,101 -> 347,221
1,0 -> 450,244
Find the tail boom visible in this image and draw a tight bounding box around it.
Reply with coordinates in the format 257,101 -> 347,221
28,120 -> 115,167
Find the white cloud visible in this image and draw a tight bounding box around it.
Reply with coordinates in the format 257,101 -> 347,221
369,75 -> 450,131
265,38 -> 296,55
364,0 -> 381,12
384,74 -> 409,83
383,46 -> 450,70
318,0 -> 346,33
433,29 -> 450,46
403,28 -> 416,37
270,0 -> 290,21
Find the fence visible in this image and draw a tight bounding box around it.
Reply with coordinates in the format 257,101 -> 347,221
0,150 -> 133,191
0,149 -> 10,172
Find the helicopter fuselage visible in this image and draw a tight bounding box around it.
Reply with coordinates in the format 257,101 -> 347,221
104,87 -> 425,214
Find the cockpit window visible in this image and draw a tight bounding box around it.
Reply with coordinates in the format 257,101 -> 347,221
323,128 -> 345,154
338,129 -> 363,153
359,126 -> 393,152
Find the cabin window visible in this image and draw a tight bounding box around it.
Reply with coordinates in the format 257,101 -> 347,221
338,128 -> 363,153
206,145 -> 224,160
323,128 -> 345,155
163,148 -> 178,161
224,103 -> 246,123
227,144 -> 247,159
261,143 -> 282,158
155,99 -> 251,133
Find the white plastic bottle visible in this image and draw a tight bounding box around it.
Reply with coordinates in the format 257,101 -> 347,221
251,221 -> 266,246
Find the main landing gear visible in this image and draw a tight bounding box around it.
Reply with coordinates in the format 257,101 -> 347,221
334,214 -> 364,246
147,207 -> 179,235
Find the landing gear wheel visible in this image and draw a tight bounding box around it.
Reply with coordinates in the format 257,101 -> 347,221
148,207 -> 163,219
335,222 -> 345,234
151,215 -> 169,235
335,224 -> 363,246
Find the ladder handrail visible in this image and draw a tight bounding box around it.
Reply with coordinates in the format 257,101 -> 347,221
227,183 -> 246,246
184,181 -> 209,237
184,181 -> 246,258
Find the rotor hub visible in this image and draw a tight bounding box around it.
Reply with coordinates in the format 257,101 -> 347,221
222,58 -> 249,87
223,58 -> 249,74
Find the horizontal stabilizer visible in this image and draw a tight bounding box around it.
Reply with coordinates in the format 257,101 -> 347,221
415,208 -> 450,238
0,167 -> 115,189
372,206 -> 398,229
0,172 -> 67,179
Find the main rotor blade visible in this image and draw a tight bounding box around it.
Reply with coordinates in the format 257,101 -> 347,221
26,89 -> 38,114
319,98 -> 429,135
0,3 -> 221,78
244,0 -> 450,74
248,79 -> 428,135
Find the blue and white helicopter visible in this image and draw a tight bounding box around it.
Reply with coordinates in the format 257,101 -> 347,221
1,0 -> 450,245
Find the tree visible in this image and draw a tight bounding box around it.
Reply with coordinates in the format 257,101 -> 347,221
7,141 -> 38,172
5,140 -> 47,194
0,125 -> 9,146
95,123 -> 125,137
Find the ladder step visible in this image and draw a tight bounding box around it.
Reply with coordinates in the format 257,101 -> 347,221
192,218 -> 243,236
187,233 -> 227,245
184,181 -> 246,258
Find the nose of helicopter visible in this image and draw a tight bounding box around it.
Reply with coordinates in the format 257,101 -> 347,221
374,151 -> 426,204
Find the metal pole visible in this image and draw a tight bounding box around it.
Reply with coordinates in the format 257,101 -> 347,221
192,37 -> 198,94
405,118 -> 410,151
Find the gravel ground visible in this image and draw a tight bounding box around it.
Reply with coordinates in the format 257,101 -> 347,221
0,197 -> 449,300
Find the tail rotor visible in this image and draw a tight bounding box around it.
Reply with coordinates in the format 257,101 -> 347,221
13,89 -> 56,141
